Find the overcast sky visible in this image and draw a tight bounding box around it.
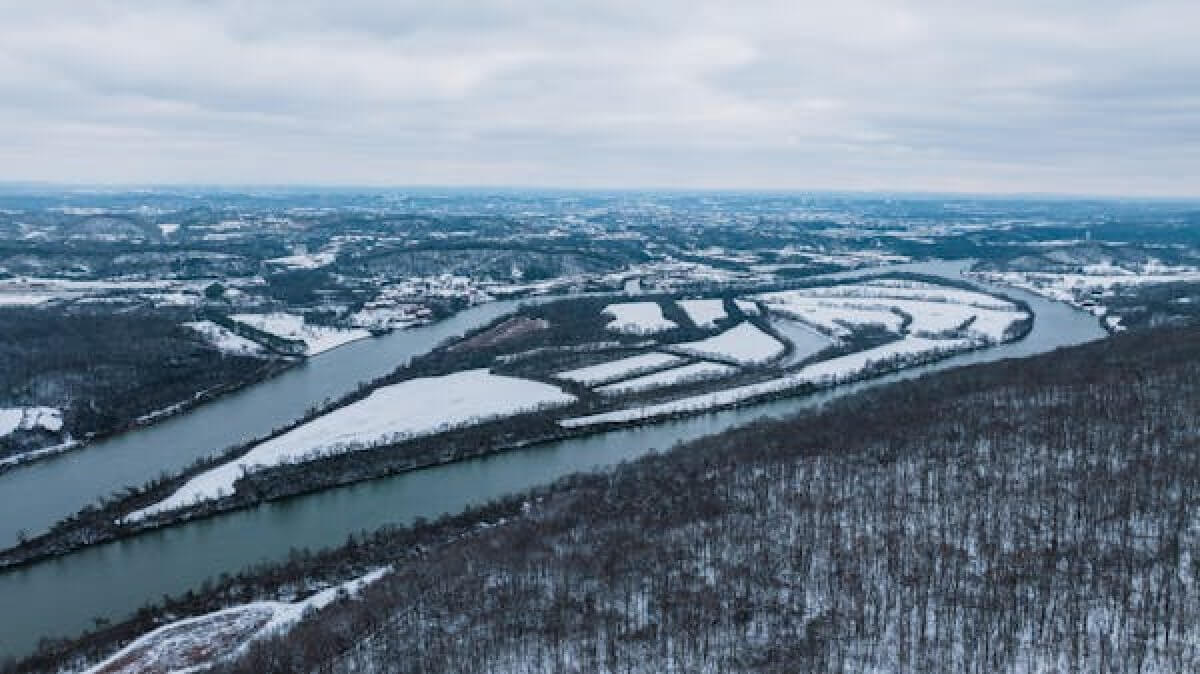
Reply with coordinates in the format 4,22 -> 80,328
1,1 -> 1197,195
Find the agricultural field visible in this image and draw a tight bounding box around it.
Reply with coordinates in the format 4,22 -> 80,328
127,370 -> 577,521
601,301 -> 678,335
229,313 -> 371,355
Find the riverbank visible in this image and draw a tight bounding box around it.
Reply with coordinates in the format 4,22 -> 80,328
0,357 -> 297,476
9,321 -> 1166,673
0,273 -> 1034,568
0,261 -> 1108,661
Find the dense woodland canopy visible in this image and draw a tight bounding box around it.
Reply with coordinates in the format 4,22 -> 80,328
170,324 -> 1200,672
0,306 -> 279,457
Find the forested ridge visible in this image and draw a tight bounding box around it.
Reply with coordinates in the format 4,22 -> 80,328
12,325 -> 1200,673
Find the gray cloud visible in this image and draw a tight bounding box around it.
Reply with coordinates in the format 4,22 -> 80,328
0,1 -> 1197,195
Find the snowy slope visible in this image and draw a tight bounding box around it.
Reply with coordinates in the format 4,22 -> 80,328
83,567 -> 391,674
185,321 -> 267,356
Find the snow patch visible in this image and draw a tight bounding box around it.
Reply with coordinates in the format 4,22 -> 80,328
82,567 -> 391,674
184,321 -> 266,356
0,407 -> 63,437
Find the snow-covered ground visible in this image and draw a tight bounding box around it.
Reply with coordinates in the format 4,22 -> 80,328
971,265 -> 1200,307
754,281 -> 1026,342
127,370 -> 576,521
554,352 -> 684,386
602,302 -> 677,335
797,279 -> 1016,310
0,407 -> 63,437
676,299 -> 727,328
0,292 -> 61,306
231,312 -> 371,355
769,317 -> 836,367
666,322 -> 784,365
264,251 -> 337,270
561,337 -> 973,427
756,294 -> 906,337
734,299 -> 760,316
83,567 -> 391,674
184,321 -> 267,356
348,306 -> 427,330
595,362 -> 739,396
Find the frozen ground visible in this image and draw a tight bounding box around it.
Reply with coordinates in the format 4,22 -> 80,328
554,352 -> 684,386
82,567 -> 391,674
595,361 -> 739,396
184,321 -> 267,356
562,337 -> 973,427
602,302 -> 677,335
666,322 -> 784,365
231,312 -> 371,355
676,299 -> 727,328
127,370 -> 576,520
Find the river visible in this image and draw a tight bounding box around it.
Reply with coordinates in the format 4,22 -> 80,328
0,261 -> 1106,659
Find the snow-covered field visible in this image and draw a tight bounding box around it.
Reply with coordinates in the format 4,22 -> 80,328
756,294 -> 906,337
554,352 -> 684,386
666,322 -> 784,365
185,321 -> 267,356
602,302 -> 677,335
796,279 -> 1016,310
83,567 -> 390,674
231,312 -> 371,355
676,299 -> 727,328
264,251 -> 336,270
127,370 -> 576,520
0,292 -> 61,306
595,361 -> 738,396
734,299 -> 760,316
561,337 -> 972,427
754,281 -> 1026,342
0,407 -> 63,437
769,317 -> 836,367
971,265 -> 1200,306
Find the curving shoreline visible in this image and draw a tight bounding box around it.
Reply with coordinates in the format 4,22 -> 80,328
0,260 -> 1107,660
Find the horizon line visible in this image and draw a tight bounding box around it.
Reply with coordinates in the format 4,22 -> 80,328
0,180 -> 1198,202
